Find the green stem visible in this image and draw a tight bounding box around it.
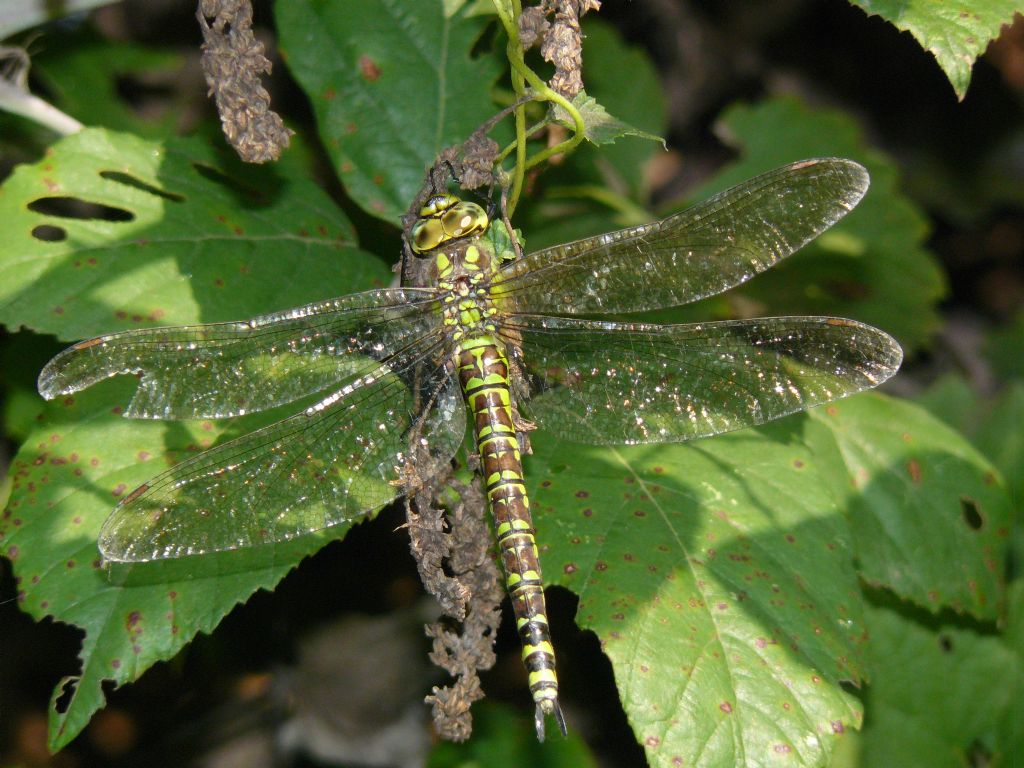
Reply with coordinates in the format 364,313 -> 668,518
490,1 -> 589,214
499,0 -> 529,216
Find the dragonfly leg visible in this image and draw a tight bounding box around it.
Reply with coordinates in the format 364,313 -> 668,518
512,410 -> 535,455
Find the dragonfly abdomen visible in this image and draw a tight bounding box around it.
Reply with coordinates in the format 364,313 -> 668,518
455,334 -> 566,740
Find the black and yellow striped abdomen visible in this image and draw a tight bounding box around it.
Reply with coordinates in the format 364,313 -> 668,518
455,334 -> 566,739
418,193 -> 565,738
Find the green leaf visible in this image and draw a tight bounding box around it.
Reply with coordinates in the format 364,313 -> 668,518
30,31 -> 183,136
566,91 -> 664,148
695,96 -> 946,354
859,601 -> 1023,767
914,372 -> 981,435
0,128 -> 389,340
0,128 -> 391,749
986,309 -> 1024,381
529,419 -> 866,768
971,384 -> 1024,569
974,383 -> 1024,507
917,377 -> 1024,594
807,394 -> 1011,618
998,581 -> 1024,759
275,0 -> 505,223
849,0 -> 1022,99
2,380 -> 344,751
577,19 -> 668,200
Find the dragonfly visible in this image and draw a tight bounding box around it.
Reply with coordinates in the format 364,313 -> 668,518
38,157 -> 902,740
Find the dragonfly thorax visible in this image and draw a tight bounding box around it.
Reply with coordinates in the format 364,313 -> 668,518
438,251 -> 499,338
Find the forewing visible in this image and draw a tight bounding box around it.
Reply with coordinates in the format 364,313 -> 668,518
492,158 -> 868,315
505,315 -> 902,445
98,339 -> 465,561
38,289 -> 440,419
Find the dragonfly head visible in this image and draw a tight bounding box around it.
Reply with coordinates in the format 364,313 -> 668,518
410,194 -> 489,254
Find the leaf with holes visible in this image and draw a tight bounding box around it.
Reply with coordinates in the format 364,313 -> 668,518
530,418 -> 866,768
849,0 -> 1021,99
0,127 -> 389,341
805,394 -> 1011,618
275,0 -> 505,222
0,127 -> 390,750
30,31 -> 183,136
528,391 -> 1012,766
859,597 -> 1024,766
973,383 -> 1024,515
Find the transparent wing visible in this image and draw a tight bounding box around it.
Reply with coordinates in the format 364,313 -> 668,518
98,337 -> 465,562
492,158 -> 868,315
38,289 -> 440,419
505,315 -> 902,445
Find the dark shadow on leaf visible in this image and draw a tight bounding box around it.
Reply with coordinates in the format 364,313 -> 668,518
100,171 -> 186,203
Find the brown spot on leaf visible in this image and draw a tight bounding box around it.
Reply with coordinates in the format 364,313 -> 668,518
359,55 -> 382,81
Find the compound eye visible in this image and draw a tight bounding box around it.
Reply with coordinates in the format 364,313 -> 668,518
409,196 -> 489,254
441,202 -> 489,240
410,218 -> 445,254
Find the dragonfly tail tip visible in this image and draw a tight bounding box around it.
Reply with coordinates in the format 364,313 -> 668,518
534,698 -> 567,741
